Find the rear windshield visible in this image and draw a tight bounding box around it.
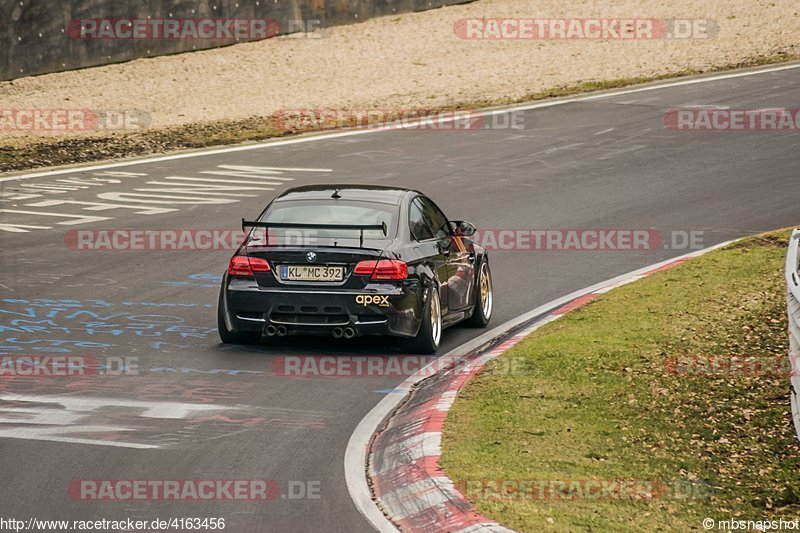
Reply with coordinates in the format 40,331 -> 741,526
250,199 -> 399,246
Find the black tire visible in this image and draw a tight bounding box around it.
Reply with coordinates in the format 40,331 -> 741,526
408,286 -> 442,354
217,289 -> 261,345
465,260 -> 493,327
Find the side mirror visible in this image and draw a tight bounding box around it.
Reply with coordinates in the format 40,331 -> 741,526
450,220 -> 477,237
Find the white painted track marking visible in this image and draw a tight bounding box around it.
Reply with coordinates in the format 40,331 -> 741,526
1,63 -> 798,183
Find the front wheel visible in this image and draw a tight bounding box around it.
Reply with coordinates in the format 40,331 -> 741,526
408,286 -> 442,354
465,261 -> 493,327
217,289 -> 261,345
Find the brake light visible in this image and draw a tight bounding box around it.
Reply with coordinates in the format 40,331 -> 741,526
249,257 -> 271,272
354,259 -> 408,280
228,255 -> 271,277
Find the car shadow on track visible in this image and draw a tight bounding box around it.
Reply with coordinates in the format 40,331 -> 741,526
212,334 -> 423,356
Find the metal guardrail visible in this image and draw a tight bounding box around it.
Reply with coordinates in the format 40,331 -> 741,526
785,229 -> 800,441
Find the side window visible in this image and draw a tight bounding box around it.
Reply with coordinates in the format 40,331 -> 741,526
409,200 -> 434,241
417,197 -> 450,240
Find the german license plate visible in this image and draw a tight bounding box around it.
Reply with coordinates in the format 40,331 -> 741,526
280,265 -> 344,282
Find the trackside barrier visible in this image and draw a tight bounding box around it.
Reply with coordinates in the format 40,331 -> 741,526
0,0 -> 472,81
785,229 -> 800,442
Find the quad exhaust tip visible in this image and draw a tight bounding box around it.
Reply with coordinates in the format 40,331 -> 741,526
269,325 -> 353,338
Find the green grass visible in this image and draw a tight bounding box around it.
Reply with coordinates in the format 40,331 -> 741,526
2,53 -> 798,173
441,230 -> 800,532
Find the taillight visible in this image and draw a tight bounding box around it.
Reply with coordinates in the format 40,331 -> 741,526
354,259 -> 408,280
228,255 -> 271,277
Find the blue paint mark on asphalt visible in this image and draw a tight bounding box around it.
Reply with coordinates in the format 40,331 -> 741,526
161,273 -> 223,289
160,281 -> 218,288
189,274 -> 223,282
0,298 -> 215,354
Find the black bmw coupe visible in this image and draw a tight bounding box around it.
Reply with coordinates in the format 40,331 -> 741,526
217,185 -> 493,353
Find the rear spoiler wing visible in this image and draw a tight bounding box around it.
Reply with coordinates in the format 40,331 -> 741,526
242,219 -> 388,247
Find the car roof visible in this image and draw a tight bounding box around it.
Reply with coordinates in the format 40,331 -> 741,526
274,184 -> 420,205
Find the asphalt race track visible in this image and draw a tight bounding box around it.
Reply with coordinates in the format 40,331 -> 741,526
1,65 -> 799,532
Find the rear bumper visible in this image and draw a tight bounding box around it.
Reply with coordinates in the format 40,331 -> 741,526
221,276 -> 424,338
